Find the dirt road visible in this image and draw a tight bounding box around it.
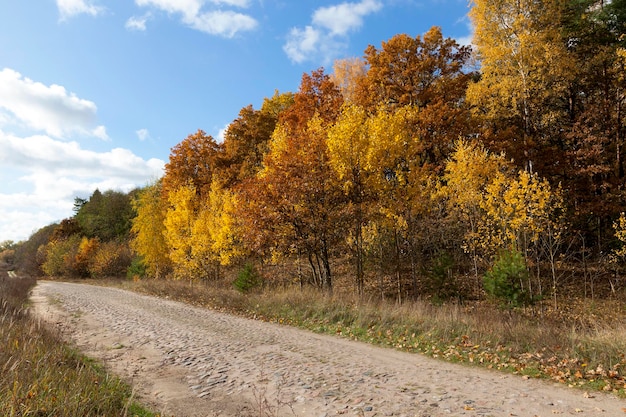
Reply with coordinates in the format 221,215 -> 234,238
31,281 -> 625,417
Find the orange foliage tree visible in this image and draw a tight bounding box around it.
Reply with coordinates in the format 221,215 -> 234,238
237,69 -> 346,291
161,129 -> 221,199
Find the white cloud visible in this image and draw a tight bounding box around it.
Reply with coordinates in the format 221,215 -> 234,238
0,68 -> 108,140
0,206 -> 60,244
188,10 -> 258,37
0,133 -> 164,184
126,14 -> 151,31
135,0 -> 258,37
0,70 -> 164,242
136,128 -> 150,141
312,0 -> 382,36
216,123 -> 230,143
0,130 -> 165,242
283,26 -> 322,64
212,0 -> 251,7
92,125 -> 109,141
56,0 -> 104,20
135,0 -> 201,20
284,0 -> 383,64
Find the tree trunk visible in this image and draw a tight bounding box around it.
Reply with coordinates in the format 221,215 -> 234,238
355,204 -> 364,296
321,239 -> 333,293
394,229 -> 402,304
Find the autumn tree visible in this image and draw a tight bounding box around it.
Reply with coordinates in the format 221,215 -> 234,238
356,27 -> 475,172
366,105 -> 436,300
74,237 -> 100,278
357,27 -> 473,109
130,180 -> 171,278
328,102 -> 439,298
163,183 -> 198,281
41,234 -> 82,278
482,170 -> 564,255
161,129 -> 220,199
331,57 -> 367,103
279,68 -> 344,131
191,179 -> 244,281
204,181 -> 244,266
88,240 -> 133,278
327,103 -> 373,294
220,92 -> 294,187
239,117 -> 347,291
238,69 -> 346,291
440,140 -> 566,300
468,0 -> 575,174
439,140 -> 509,283
484,170 -> 565,301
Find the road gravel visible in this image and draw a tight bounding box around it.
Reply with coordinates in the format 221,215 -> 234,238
31,280 -> 625,417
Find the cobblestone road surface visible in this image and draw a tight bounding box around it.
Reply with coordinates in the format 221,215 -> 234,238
31,281 -> 625,417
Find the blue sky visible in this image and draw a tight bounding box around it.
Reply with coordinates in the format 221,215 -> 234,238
0,0 -> 472,243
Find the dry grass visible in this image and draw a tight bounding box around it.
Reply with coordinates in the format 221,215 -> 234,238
0,271 -> 158,417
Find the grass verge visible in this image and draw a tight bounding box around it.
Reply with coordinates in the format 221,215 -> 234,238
0,272 -> 159,417
126,278 -> 626,398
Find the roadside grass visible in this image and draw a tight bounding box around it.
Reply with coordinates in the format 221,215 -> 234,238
127,278 -> 626,398
0,273 -> 159,417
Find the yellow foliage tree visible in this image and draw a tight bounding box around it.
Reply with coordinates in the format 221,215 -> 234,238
327,103 -> 372,294
163,183 -> 198,281
441,140 -> 565,299
439,140 -> 509,279
482,170 -> 563,253
366,105 -> 433,301
208,183 -> 244,266
467,0 -> 575,171
74,236 -> 100,278
130,181 -> 171,278
192,180 -> 243,274
482,170 -> 565,302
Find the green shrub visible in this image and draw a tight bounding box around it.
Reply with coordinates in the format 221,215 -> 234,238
127,256 -> 147,280
483,249 -> 531,307
233,262 -> 262,293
